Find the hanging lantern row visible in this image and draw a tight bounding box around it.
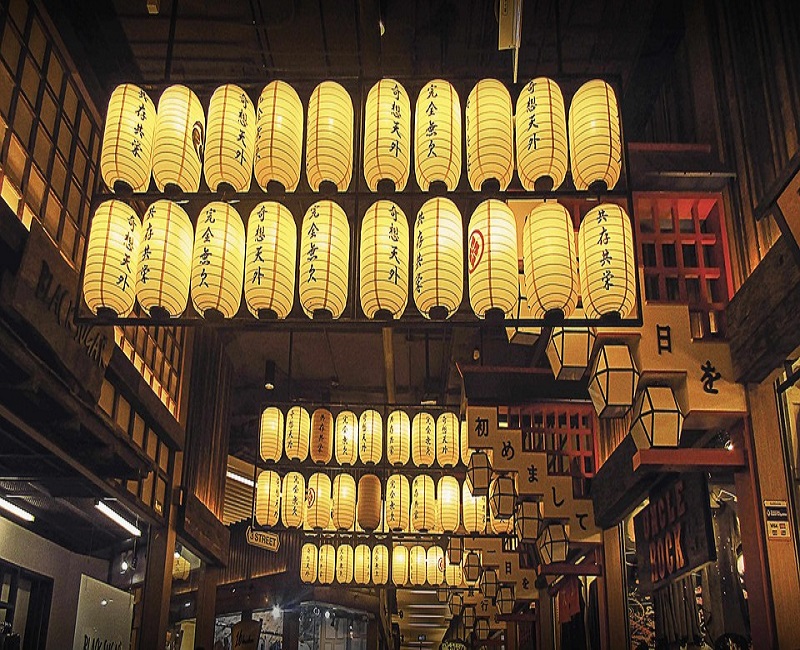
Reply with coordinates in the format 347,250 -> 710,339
100,78 -> 623,198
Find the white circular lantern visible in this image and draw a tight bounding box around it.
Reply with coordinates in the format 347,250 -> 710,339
254,470 -> 281,528
300,543 -> 318,583
254,80 -> 303,192
392,545 -> 408,586
310,407 -> 334,464
281,471 -> 305,528
354,544 -> 371,585
306,472 -> 332,530
465,79 -> 514,191
516,78 -> 568,191
152,85 -> 204,193
412,474 -> 436,532
385,474 -> 410,532
409,545 -> 427,586
259,406 -> 284,462
436,412 -> 460,467
335,410 -> 358,465
359,409 -> 383,465
387,410 -> 411,466
438,476 -> 460,533
462,479 -> 487,534
332,473 -> 356,531
336,544 -> 354,583
445,561 -> 463,587
204,84 -> 255,193
490,506 -> 515,535
318,544 -> 336,584
372,544 -> 390,585
306,81 -> 353,191
427,546 -> 445,586
360,200 -> 409,319
414,79 -> 461,191
411,412 -> 436,467
364,79 -> 411,191
285,405 -> 310,461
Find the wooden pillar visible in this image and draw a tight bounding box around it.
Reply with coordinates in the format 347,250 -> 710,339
599,526 -> 627,650
367,618 -> 379,648
537,592 -> 554,650
282,609 -> 300,650
194,565 -> 219,649
137,517 -> 177,650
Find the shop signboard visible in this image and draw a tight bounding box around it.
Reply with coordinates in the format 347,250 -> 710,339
71,574 -> 134,650
231,619 -> 261,650
764,500 -> 791,540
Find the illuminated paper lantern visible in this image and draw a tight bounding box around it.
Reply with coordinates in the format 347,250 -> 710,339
204,84 -> 255,193
438,476 -> 460,533
392,545 -> 408,586
537,523 -> 569,564
332,473 -> 356,530
427,545 -> 445,586
357,474 -> 382,532
412,474 -> 436,532
281,471 -> 305,528
445,561 -> 463,587
254,80 -> 303,192
475,619 -> 490,641
409,545 -> 427,585
335,410 -> 358,465
298,200 -> 350,319
259,406 -> 284,462
385,474 -> 410,532
506,274 -> 542,345
630,385 -> 684,449
300,543 -> 318,583
254,470 -> 281,528
546,313 -> 596,381
490,505 -> 515,535
306,472 -> 332,530
496,585 -> 515,615
412,412 -> 436,467
360,200 -> 409,319
449,592 -> 463,617
588,343 -> 640,418
516,78 -> 568,191
310,408 -> 334,464
359,409 -> 383,465
152,85 -> 204,193
489,475 -> 517,520
354,544 -> 371,585
190,202 -> 245,319
415,79 -> 461,191
479,568 -> 498,599
515,500 -> 543,542
244,201 -> 297,319
569,79 -> 622,192
436,412 -> 459,467
387,410 -> 411,466
336,544 -> 354,583
306,81 -> 353,191
578,203 -> 636,319
463,552 -> 481,586
466,451 -> 492,497
101,83 -> 155,193
468,199 -> 518,319
460,420 -> 471,465
462,480 -> 487,535
413,197 -> 463,319
372,544 -> 390,585
84,200 -> 140,317
466,79 -> 514,191
523,202 -> 578,319
364,79 -> 411,191
285,405 -> 310,461
318,544 -> 335,584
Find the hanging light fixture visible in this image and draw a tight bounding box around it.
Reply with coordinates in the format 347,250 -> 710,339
281,471 -> 305,528
354,544 -> 371,585
537,523 -> 569,564
462,480 -> 487,535
310,408 -> 334,464
254,80 -> 303,193
448,537 -> 464,565
409,545 -> 427,586
372,544 -> 390,585
475,619 -> 490,642
515,500 -> 543,543
332,473 -> 356,531
204,84 -> 255,193
588,343 -> 640,418
364,79 -> 411,192
438,475 -> 461,533
152,84 -> 205,194
357,474 -> 382,532
465,79 -> 514,191
387,410 -> 411,466
489,475 -> 517,521
254,470 -> 281,528
359,409 -> 383,465
516,78 -> 568,191
546,314 -> 597,381
83,200 -> 140,317
306,472 -> 332,530
318,544 -> 336,585
300,543 -> 318,583
479,568 -> 498,599
490,503 -> 515,535
435,412 -> 459,467
411,412 -> 436,468
412,474 -> 436,533
259,406 -> 284,462
449,592 -> 464,617
298,200 -> 350,319
285,405 -> 310,461
336,544 -> 354,584
445,561 -> 463,588
392,545 -> 409,586
414,79 -> 461,192
335,410 -> 358,465
385,474 -> 410,532
496,585 -> 515,616
427,545 -> 445,586
460,420 -> 471,465
466,451 -> 492,497
630,385 -> 685,448
306,81 -> 353,192
462,604 -> 477,629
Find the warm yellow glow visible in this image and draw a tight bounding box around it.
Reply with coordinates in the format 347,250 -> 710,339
409,545 -> 427,586
466,79 -> 514,191
360,200 -> 409,319
438,475 -> 460,533
336,544 -> 354,584
306,472 -> 332,530
414,79 -> 461,191
412,474 -> 436,532
101,84 -> 155,193
254,470 -> 281,528
300,543 -> 317,583
204,84 -> 255,193
259,406 -> 284,462
460,419 -> 471,464
436,412 -> 460,468
445,561 -> 463,587
387,410 -> 411,466
364,79 -> 411,191
462,480 -> 487,534
490,504 -> 515,535
281,471 -> 305,528
411,412 -> 436,467
318,544 -> 336,584
496,585 -> 515,615
630,385 -> 684,448
426,545 -> 445,586
306,81 -> 353,191
332,473 -> 356,530
372,544 -> 390,585
489,476 -> 517,521
392,545 -> 408,586
335,410 -> 358,465
310,408 -> 334,464
357,474 -> 382,532
255,81 -> 303,192
354,544 -> 371,585
152,85 -> 204,193
515,500 -> 542,542
285,405 -> 310,461
466,450 -> 492,497
385,474 -> 410,532
587,343 -> 640,417
546,308 -> 596,380
359,409 -> 383,465
516,78 -> 568,191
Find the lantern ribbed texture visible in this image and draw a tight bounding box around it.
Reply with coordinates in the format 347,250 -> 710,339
537,523 -> 569,564
152,85 -> 204,193
336,544 -> 354,583
360,200 -> 409,319
460,420 -> 471,464
496,585 -> 515,615
409,545 -> 427,585
335,410 -> 358,465
300,543 -> 318,583
468,199 -> 518,318
84,200 -> 140,317
466,79 -> 514,191
190,201 -> 245,319
244,201 -> 296,319
254,470 -> 281,528
516,78 -> 568,191
359,409 -> 383,465
588,343 -> 640,418
385,474 -> 410,532
515,500 -> 542,542
427,546 -> 445,586
436,412 -> 459,467
462,479 -> 487,534
490,505 -> 515,535
306,472 -> 332,530
354,544 -> 371,585
364,79 -> 411,191
259,406 -> 284,462
254,81 -> 303,192
299,200 -> 350,319
445,561 -> 463,587
412,474 -> 436,532
467,451 -> 492,497
101,84 -> 155,193
310,408 -> 334,464
306,81 -> 353,191
479,568 -> 498,599
332,473 -> 356,530
318,544 -> 335,584
357,474 -> 382,532
372,544 -> 390,585
463,552 -> 481,585
414,80 -> 461,191
578,203 -> 636,319
629,385 -> 684,449
546,311 -> 597,381
413,197 -> 463,319
387,410 -> 411,466
392,545 -> 408,586
411,412 -> 436,467
489,475 -> 517,520
523,202 -> 579,319
438,476 -> 460,533
281,471 -> 305,528
204,84 -> 255,193
569,79 -> 622,192
285,405 -> 310,461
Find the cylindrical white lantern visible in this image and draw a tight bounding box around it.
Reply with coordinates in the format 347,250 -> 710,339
357,474 -> 382,532
259,406 -> 284,462
411,412 -> 436,467
364,79 -> 411,191
310,407 -> 334,464
414,79 -> 461,191
335,410 -> 358,465
332,473 -> 356,531
359,409 -> 383,465
281,471 -> 305,528
254,470 -> 281,528
462,480 -> 487,534
445,561 -> 463,588
152,85 -> 204,193
298,200 -> 350,319
300,543 -> 318,583
427,546 -> 445,586
412,474 -> 436,532
409,545 -> 427,586
436,413 -> 460,468
490,505 -> 515,535
392,545 -> 408,586
387,410 -> 411,466
306,81 -> 353,191
254,80 -> 303,192
318,544 -> 335,584
438,476 -> 460,533
285,405 -> 310,461
516,78 -> 568,191
336,543 -> 354,583
204,84 -> 255,193
372,544 -> 390,585
354,544 -> 371,585
360,200 -> 409,319
385,474 -> 410,532
306,472 -> 332,530
466,79 -> 514,191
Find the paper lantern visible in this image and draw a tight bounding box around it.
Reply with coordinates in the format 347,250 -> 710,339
630,385 -> 684,448
244,201 -> 297,319
438,476 -> 460,533
515,500 -> 543,543
427,545 -> 445,586
414,80 -> 461,191
332,473 -> 356,530
333,410 -> 358,465
306,81 -> 353,191
172,555 -> 190,581
409,545 -> 427,585
360,200 -> 409,319
372,544 -> 390,585
254,470 -> 281,528
462,480 -> 487,535
84,200 -> 140,317
546,315 -> 597,381
569,79 -> 622,192
445,561 -> 463,588
354,544 -> 371,585
392,545 -> 408,586
411,412 -> 436,467
310,408 -> 334,464
434,412 -> 459,467
152,85 -> 204,193
387,410 -> 411,466
412,474 -> 436,532
336,544 -> 354,583
364,79 -> 411,191
259,406 -> 284,462
449,592 -> 463,617
490,505 -> 515,535
359,409 -> 383,465
300,543 -> 318,583
285,405 -> 310,461
254,80 -> 303,192
385,474 -> 410,532
413,197 -> 463,319
190,202 -> 245,319
448,537 -> 463,565
537,523 -> 569,564
318,544 -> 336,584
281,471 -> 305,528
298,200 -> 350,319
462,604 -> 477,628
101,84 -> 155,193
306,472 -> 332,530
515,78 -> 568,191
479,568 -> 498,599
475,619 -> 490,641
506,274 -> 542,345
465,79 -> 514,191
588,343 -> 640,417
460,420 -> 471,465
357,474 -> 382,532
468,199 -> 518,319
489,475 -> 517,520
523,202 -> 579,319
497,585 -> 515,615
204,84 -> 255,193
466,451 -> 492,497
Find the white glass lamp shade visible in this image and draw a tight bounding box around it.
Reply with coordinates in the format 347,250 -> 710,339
204,84 -> 255,193
409,545 -> 427,586
101,83 -> 155,193
414,79 -> 461,191
359,409 -> 383,465
190,201 -> 245,319
385,474 -> 410,532
306,472 -> 332,530
254,470 -> 281,528
299,200 -> 350,319
462,480 -> 487,534
523,202 -> 579,319
300,543 -> 318,583
152,85 -> 204,193
479,568 -> 498,599
285,405 -> 310,461
490,504 -> 515,535
354,544 -> 372,585
516,78 -> 568,191
463,552 -> 481,585
412,474 -> 436,532
84,200 -> 140,317
336,544 -> 354,584
413,197 -> 463,320
466,451 -> 492,497
588,343 -> 640,418
489,475 -> 517,521
438,476 -> 461,533
372,544 -> 390,585
360,200 -> 409,319
468,199 -> 518,319
310,407 -> 334,464
332,473 -> 356,530
445,561 -> 463,588
281,471 -> 305,528
254,80 -> 303,192
387,410 -> 411,466
546,312 -> 597,381
537,523 -> 569,564
449,592 -> 463,617
630,385 -> 684,449
568,79 -> 622,192
475,619 -> 490,641
465,79 -> 514,191
515,500 -> 543,543
318,544 -> 336,584
411,412 -> 436,467
364,79 -> 411,191
306,81 -> 353,191
436,412 -> 459,467
427,545 -> 445,586
392,545 -> 408,586
460,419 -> 471,465
496,585 -> 515,616
357,474 -> 382,532
244,201 -> 297,319
259,406 -> 284,462
335,410 -> 358,465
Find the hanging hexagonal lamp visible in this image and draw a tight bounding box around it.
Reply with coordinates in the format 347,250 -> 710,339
387,410 -> 411,466
357,474 -> 382,532
392,544 -> 409,586
449,591 -> 464,617
285,405 -> 310,461
332,473 -> 356,530
414,79 -> 461,191
436,412 -> 460,467
479,567 -> 498,600
310,407 -> 334,464
427,545 -> 445,586
336,544 -> 354,584
629,385 -> 684,448
385,474 -> 410,532
537,523 -> 569,564
515,500 -> 543,543
354,544 -> 371,585
412,474 -> 436,532
281,471 -> 305,528
462,480 -> 487,535
466,451 -> 492,497
462,604 -> 477,629
465,79 -> 514,191
306,472 -> 332,530
588,343 -> 640,418
546,315 -> 597,381
409,545 -> 427,586
300,543 -> 318,583
306,81 -> 353,192
359,409 -> 383,465
364,79 -> 411,192
254,470 -> 281,528
372,544 -> 390,585
360,200 -> 409,320
335,410 -> 358,465
152,84 -> 204,194
204,84 -> 255,193
463,551 -> 482,585
448,537 -> 464,565
259,406 -> 284,462
489,475 -> 517,521
412,412 -> 436,467
496,585 -> 515,616
475,619 -> 490,642
438,476 -> 461,533
445,560 -> 463,588
254,80 -> 303,193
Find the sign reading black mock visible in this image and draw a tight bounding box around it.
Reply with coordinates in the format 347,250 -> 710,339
231,619 -> 261,650
633,473 -> 716,593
